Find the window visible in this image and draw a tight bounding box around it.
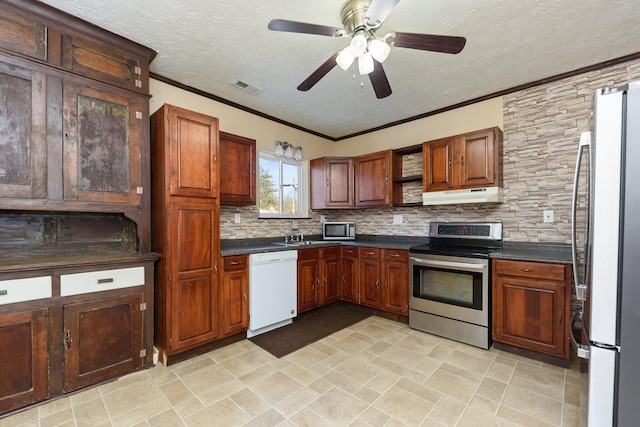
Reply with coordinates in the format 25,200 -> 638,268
258,151 -> 308,218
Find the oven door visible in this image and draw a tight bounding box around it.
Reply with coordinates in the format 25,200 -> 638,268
409,254 -> 489,326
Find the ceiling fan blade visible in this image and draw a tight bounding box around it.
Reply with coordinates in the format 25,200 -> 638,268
390,32 -> 466,54
369,60 -> 392,99
297,53 -> 339,91
364,0 -> 400,26
268,19 -> 345,37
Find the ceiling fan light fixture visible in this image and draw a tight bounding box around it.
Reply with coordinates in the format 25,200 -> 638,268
368,38 -> 390,62
336,47 -> 355,70
349,32 -> 368,57
358,52 -> 374,75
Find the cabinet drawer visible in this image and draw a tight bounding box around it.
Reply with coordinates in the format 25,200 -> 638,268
0,276 -> 52,305
359,247 -> 381,259
342,246 -> 358,258
322,246 -> 341,258
494,259 -> 566,281
224,255 -> 248,271
384,249 -> 407,262
61,266 -> 144,296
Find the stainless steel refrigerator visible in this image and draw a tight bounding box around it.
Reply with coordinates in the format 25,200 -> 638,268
571,81 -> 640,426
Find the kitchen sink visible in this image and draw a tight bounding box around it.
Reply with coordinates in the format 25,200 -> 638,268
271,240 -> 326,247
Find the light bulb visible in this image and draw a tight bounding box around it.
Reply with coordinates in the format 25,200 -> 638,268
349,33 -> 367,57
274,141 -> 285,156
358,52 -> 374,75
368,39 -> 390,63
284,145 -> 293,158
336,47 -> 355,71
294,147 -> 302,160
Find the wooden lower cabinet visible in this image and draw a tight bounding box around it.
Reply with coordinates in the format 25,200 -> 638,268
0,258 -> 155,416
0,308 -> 49,414
357,247 -> 409,315
341,247 -> 359,304
298,247 -> 342,313
221,255 -> 249,336
492,259 -> 572,366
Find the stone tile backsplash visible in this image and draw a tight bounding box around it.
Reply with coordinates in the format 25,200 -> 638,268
221,58 -> 640,243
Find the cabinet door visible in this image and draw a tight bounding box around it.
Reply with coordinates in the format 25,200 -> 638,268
341,248 -> 359,304
62,81 -> 142,205
169,201 -> 219,352
168,106 -> 219,198
221,256 -> 248,336
0,58 -> 47,200
63,293 -> 143,392
297,249 -> 320,313
382,250 -> 409,315
0,308 -> 48,414
493,276 -> 566,357
459,129 -> 496,188
359,248 -> 382,309
320,247 -> 341,305
355,151 -> 392,207
219,132 -> 256,205
0,7 -> 46,61
423,138 -> 454,191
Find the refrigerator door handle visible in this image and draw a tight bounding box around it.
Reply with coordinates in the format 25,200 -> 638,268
571,131 -> 591,301
569,311 -> 590,359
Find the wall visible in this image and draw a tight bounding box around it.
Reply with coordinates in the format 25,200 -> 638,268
150,58 -> 640,242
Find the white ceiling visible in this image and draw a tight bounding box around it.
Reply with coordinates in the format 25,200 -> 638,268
39,0 -> 640,139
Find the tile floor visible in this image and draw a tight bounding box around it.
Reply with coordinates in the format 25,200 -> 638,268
0,315 -> 588,427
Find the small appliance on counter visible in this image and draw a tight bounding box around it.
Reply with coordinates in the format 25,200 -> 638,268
322,221 -> 355,240
409,222 -> 503,349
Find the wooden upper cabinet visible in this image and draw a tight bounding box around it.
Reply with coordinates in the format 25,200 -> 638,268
219,132 -> 256,206
310,157 -> 355,209
152,104 -> 219,199
423,138 -> 454,191
0,57 -> 47,200
62,81 -> 142,205
423,127 -> 502,192
354,150 -> 392,208
0,3 -> 152,93
0,6 -> 46,61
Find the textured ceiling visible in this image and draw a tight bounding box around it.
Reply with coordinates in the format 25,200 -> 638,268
39,0 -> 640,139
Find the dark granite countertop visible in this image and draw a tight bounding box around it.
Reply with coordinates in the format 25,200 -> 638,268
220,234 -> 430,257
221,235 -> 572,264
491,242 -> 572,264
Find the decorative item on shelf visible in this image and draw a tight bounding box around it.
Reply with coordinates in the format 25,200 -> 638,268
274,141 -> 303,160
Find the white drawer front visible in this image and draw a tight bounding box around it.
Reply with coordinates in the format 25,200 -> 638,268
61,266 -> 145,296
0,276 -> 52,305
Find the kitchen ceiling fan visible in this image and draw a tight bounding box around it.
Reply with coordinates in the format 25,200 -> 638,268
268,0 -> 466,99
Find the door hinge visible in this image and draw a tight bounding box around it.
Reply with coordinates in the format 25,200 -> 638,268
64,330 -> 72,349
139,349 -> 147,358
140,302 -> 147,311
222,323 -> 225,332
169,338 -> 172,348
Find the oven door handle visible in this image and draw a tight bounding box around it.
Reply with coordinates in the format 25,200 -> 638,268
410,257 -> 486,271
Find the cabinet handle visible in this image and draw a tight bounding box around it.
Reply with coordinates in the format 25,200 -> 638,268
97,278 -> 114,284
343,274 -> 346,282
64,330 -> 72,349
518,268 -> 534,272
0,290 -> 7,296
390,253 -> 400,257
559,311 -> 563,324
230,261 -> 243,265
385,281 -> 388,290
243,294 -> 247,302
375,280 -> 379,289
323,277 -> 327,286
366,251 -> 375,255
461,156 -> 464,166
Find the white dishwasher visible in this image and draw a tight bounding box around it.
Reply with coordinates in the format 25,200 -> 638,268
247,250 -> 298,337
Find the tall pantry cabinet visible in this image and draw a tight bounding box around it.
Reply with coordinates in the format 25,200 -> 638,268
151,104 -> 221,364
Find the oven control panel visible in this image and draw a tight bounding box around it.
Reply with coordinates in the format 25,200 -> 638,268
429,222 -> 502,240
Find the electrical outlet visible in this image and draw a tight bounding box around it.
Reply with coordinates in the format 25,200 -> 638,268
393,214 -> 403,225
320,215 -> 327,224
543,210 -> 554,223
234,213 -> 241,224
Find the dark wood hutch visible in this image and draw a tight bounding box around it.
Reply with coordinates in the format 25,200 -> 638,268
0,0 -> 158,416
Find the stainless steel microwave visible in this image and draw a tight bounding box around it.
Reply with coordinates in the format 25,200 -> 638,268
323,222 -> 356,240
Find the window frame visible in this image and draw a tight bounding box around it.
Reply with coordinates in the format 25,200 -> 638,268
258,150 -> 309,219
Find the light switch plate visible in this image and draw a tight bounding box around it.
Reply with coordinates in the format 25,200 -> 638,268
234,213 -> 241,224
393,214 -> 403,224
543,210 -> 554,223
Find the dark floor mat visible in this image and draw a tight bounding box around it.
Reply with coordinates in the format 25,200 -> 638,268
249,301 -> 371,358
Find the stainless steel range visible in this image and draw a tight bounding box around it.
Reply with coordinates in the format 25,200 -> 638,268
409,222 -> 502,349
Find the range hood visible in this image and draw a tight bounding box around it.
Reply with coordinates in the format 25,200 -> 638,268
422,187 -> 503,206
